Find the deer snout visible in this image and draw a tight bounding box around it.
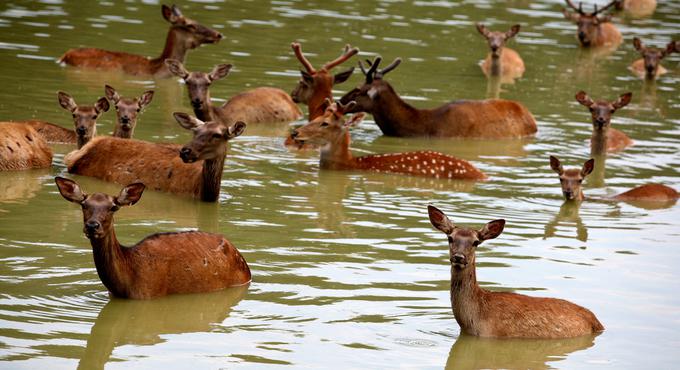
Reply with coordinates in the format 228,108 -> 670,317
564,190 -> 575,200
120,116 -> 130,125
595,116 -> 607,128
179,147 -> 195,163
450,254 -> 467,268
191,99 -> 203,108
76,126 -> 87,136
84,220 -> 101,237
216,33 -> 224,40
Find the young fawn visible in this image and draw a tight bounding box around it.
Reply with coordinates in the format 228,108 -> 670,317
428,205 -> 603,338
549,156 -> 678,201
563,0 -> 621,48
629,38 -> 675,80
0,123 -> 52,171
55,177 -> 251,299
575,90 -> 632,153
104,85 -> 154,139
290,100 -> 486,180
476,24 -> 525,81
58,5 -> 222,78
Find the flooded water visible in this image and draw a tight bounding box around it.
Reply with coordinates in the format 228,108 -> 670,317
1,0 -> 680,368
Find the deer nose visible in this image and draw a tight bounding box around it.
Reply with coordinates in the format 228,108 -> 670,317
76,126 -> 87,135
191,99 -> 202,107
179,147 -> 192,161
450,254 -> 466,265
85,220 -> 100,232
578,31 -> 586,40
564,190 -> 574,199
121,116 -> 130,124
217,33 -> 223,39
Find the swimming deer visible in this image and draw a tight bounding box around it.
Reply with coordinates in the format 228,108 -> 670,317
614,0 -> 656,17
0,123 -> 53,171
58,5 -> 222,78
476,24 -> 525,81
104,85 -> 155,139
65,113 -> 246,202
428,205 -> 604,338
575,90 -> 632,154
165,59 -> 302,124
290,100 -> 486,180
629,38 -> 675,80
57,91 -> 110,148
55,177 -> 251,299
339,57 -> 536,138
549,156 -> 678,202
563,0 -> 621,48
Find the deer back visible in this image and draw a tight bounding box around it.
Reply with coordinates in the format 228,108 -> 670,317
353,151 -> 487,180
23,120 -> 77,144
0,123 -> 53,171
614,183 -> 679,201
218,87 -> 302,124
59,48 -> 154,75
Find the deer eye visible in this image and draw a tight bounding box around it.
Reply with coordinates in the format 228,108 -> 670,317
110,205 -> 120,212
589,108 -> 594,112
212,133 -> 222,139
472,240 -> 480,247
447,236 -> 453,243
578,179 -> 582,183
320,122 -> 329,127
72,114 -> 76,118
610,109 -> 615,114
92,115 -> 97,119
137,108 -> 141,112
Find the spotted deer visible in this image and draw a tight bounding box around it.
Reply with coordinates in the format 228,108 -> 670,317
104,85 -> 154,139
339,57 -> 536,138
0,123 -> 53,171
428,205 -> 604,338
629,38 -> 675,80
563,0 -> 621,48
575,90 -> 632,154
290,100 -> 486,180
58,5 -> 222,78
55,177 -> 251,299
476,24 -> 525,81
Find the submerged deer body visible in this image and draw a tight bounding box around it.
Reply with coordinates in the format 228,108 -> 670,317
165,59 -> 301,125
476,24 -> 525,81
55,177 -> 251,299
58,5 -> 222,78
563,0 -> 621,48
291,101 -> 486,180
105,85 -> 154,138
575,91 -> 632,154
65,113 -> 246,202
0,123 -> 52,171
428,205 -> 604,338
340,57 -> 536,138
614,0 -> 656,17
629,38 -> 675,80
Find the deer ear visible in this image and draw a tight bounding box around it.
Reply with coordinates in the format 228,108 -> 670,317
104,85 -> 120,103
344,112 -> 365,128
165,59 -> 189,79
506,24 -> 520,39
138,90 -> 155,109
95,97 -> 110,113
115,183 -> 145,207
581,158 -> 595,177
173,112 -> 204,130
55,177 -> 86,204
333,67 -> 354,84
227,121 -> 247,139
550,155 -> 564,175
479,219 -> 505,242
162,4 -> 183,24
476,23 -> 489,37
663,41 -> 675,57
58,91 -> 77,112
209,64 -> 232,82
300,70 -> 314,84
633,37 -> 643,52
575,91 -> 594,107
613,92 -> 632,109
428,205 -> 455,234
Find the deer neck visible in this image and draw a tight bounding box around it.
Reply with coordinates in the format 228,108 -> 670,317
151,27 -> 190,74
199,149 -> 226,202
113,125 -> 133,139
370,84 -> 422,136
590,126 -> 608,156
450,263 -> 485,334
320,131 -> 354,170
490,51 -> 503,76
89,228 -> 133,298
308,81 -> 333,120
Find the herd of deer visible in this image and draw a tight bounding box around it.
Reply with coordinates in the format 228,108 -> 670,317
1,1 -> 677,340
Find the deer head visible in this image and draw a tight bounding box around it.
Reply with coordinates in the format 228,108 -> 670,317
290,100 -> 365,145
104,85 -> 154,138
563,0 -> 617,47
339,56 -> 402,113
173,112 -> 246,163
166,59 -> 232,118
575,90 -> 632,130
55,177 -> 145,240
633,38 -> 675,79
476,23 -> 521,58
161,4 -> 223,49
58,91 -> 110,146
550,156 -> 595,201
428,205 -> 505,270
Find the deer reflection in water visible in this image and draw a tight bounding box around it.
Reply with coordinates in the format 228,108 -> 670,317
544,200 -> 589,242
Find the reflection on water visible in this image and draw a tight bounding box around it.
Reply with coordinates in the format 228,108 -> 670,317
544,201 -> 589,242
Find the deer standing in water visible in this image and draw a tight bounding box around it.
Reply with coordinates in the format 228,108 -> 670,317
65,113 -> 246,202
104,85 -> 154,139
476,24 -> 525,82
575,90 -> 632,154
563,0 -> 621,48
58,5 -> 222,78
0,123 -> 52,171
165,59 -> 302,125
629,38 -> 675,80
52,91 -> 110,148
614,0 -> 656,17
55,177 -> 251,299
339,57 -> 536,138
290,101 -> 486,180
428,205 -> 604,338
549,156 -> 678,202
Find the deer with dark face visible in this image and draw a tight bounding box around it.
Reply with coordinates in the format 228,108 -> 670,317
339,57 -> 536,138
575,91 -> 632,154
290,100 -> 486,180
58,91 -> 110,148
55,177 -> 251,299
165,59 -> 302,125
563,0 -> 621,48
428,205 -> 604,338
104,85 -> 154,139
630,38 -> 675,80
476,24 -> 524,80
59,5 -> 222,78
65,113 -> 246,202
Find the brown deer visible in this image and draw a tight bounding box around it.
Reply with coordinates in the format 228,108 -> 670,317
104,85 -> 155,138
476,24 -> 525,81
0,123 -> 53,171
57,91 -> 110,148
428,205 -> 604,338
64,113 -> 246,202
575,90 -> 632,154
339,57 -> 536,138
614,0 -> 656,17
165,59 -> 302,125
629,38 -> 675,80
58,5 -> 222,78
563,0 -> 621,48
55,177 -> 251,299
549,156 -> 678,202
290,101 -> 487,180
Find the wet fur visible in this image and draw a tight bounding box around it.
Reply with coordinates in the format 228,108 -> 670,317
0,123 -> 53,171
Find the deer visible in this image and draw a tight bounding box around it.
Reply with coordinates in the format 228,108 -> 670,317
104,85 -> 155,139
614,0 -> 656,17
574,90 -> 632,154
428,205 -> 604,338
64,113 -> 246,202
549,156 -> 679,202
629,38 -> 675,80
58,5 -> 222,78
563,0 -> 622,48
164,59 -> 302,125
0,122 -> 53,171
54,177 -> 251,299
290,100 -> 487,180
339,57 -> 536,138
476,24 -> 525,82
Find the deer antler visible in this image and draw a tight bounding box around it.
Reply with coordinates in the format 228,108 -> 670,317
375,58 -> 402,79
592,0 -> 617,15
565,0 -> 585,14
322,44 -> 359,71
335,100 -> 356,115
291,42 -> 315,74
